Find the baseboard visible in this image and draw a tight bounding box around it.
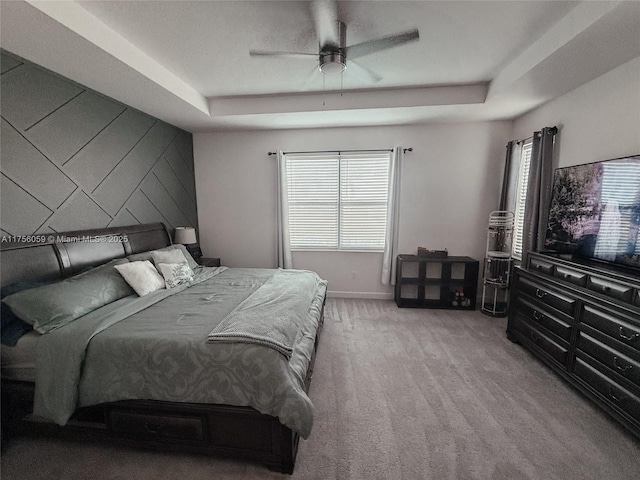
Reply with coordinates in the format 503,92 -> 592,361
326,290 -> 394,300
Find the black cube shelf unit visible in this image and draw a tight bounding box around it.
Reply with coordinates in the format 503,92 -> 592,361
395,254 -> 480,309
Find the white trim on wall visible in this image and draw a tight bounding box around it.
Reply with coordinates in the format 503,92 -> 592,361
327,291 -> 394,300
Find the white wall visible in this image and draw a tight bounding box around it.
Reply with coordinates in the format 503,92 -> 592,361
193,56 -> 640,298
512,56 -> 640,168
194,121 -> 511,297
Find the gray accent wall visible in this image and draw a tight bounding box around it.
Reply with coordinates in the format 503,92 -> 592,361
0,50 -> 198,236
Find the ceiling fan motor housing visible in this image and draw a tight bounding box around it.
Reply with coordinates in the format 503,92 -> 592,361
319,51 -> 346,74
319,20 -> 347,74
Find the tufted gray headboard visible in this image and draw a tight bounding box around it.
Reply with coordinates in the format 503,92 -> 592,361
0,223 -> 172,288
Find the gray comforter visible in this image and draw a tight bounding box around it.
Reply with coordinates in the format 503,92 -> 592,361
34,267 -> 327,438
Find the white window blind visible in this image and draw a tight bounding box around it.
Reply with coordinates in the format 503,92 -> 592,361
512,141 -> 532,259
594,161 -> 640,257
285,151 -> 392,250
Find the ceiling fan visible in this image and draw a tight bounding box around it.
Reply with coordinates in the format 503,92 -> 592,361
249,0 -> 419,83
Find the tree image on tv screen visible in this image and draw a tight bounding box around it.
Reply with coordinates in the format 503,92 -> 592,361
546,162 -> 602,250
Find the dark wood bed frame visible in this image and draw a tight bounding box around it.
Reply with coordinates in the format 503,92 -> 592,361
0,223 -> 323,473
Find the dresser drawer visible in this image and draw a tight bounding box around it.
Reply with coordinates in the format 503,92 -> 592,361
553,266 -> 587,287
515,297 -> 572,341
512,316 -> 569,367
573,357 -> 640,423
576,332 -> 640,388
108,409 -> 207,443
581,305 -> 640,352
518,277 -> 576,316
529,256 -> 555,275
587,276 -> 634,303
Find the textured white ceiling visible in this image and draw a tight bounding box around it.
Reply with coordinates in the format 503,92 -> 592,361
1,1 -> 639,132
75,0 -> 576,96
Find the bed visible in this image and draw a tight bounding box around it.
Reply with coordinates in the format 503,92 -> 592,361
0,223 -> 326,473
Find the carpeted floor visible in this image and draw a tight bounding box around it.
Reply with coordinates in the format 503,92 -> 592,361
2,298 -> 639,479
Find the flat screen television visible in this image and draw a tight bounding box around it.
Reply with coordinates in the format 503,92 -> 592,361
544,154 -> 640,271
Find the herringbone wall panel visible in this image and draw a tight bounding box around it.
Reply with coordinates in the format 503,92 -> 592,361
0,50 -> 198,237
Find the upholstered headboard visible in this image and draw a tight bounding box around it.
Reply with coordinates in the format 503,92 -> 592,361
0,223 -> 172,288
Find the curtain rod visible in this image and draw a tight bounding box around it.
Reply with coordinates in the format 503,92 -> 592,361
267,147 -> 413,155
515,126 -> 557,145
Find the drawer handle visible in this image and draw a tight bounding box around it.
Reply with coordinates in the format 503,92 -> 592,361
535,288 -> 547,299
533,311 -> 544,321
613,356 -> 633,372
563,273 -> 570,279
618,327 -> 640,342
530,331 -> 541,343
608,386 -> 625,402
144,422 -> 165,435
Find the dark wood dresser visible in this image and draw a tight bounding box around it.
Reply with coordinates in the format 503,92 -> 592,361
507,251 -> 640,439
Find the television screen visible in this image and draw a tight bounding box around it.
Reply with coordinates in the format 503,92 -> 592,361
544,154 -> 640,270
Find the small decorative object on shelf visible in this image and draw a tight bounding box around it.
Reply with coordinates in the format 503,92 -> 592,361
417,247 -> 448,258
481,211 -> 514,317
450,289 -> 472,308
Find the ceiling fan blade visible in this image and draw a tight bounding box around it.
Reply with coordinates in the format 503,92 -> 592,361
346,28 -> 419,60
301,65 -> 322,91
348,60 -> 382,83
310,0 -> 339,48
249,50 -> 317,59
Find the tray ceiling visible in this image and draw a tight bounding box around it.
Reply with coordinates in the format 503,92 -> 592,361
1,1 -> 639,131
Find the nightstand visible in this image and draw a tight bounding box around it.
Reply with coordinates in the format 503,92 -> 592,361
198,257 -> 221,267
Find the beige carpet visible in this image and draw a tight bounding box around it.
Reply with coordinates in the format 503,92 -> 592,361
2,298 -> 639,479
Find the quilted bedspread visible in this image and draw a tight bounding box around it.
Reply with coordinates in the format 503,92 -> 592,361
33,267 -> 327,438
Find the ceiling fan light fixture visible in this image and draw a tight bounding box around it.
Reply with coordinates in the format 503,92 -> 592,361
319,51 -> 346,74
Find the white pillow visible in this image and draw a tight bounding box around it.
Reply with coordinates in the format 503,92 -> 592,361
114,261 -> 165,296
157,262 -> 194,288
151,248 -> 189,267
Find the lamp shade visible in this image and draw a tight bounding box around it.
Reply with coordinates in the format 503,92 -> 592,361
174,227 -> 196,245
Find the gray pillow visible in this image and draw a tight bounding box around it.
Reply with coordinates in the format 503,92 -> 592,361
2,258 -> 134,334
128,244 -> 199,270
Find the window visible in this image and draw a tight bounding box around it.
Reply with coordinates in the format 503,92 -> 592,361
512,140 -> 533,259
285,151 -> 392,250
594,161 -> 640,257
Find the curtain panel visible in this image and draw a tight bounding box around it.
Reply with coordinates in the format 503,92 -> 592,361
381,147 -> 403,285
522,126 -> 558,265
499,140 -> 522,212
276,150 -> 293,269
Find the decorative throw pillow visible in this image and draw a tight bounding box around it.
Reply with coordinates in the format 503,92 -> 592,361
157,262 -> 194,288
114,260 -> 165,296
2,258 -> 134,334
170,244 -> 199,270
129,244 -> 199,271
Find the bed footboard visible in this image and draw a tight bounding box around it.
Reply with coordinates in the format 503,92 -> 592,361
1,304 -> 324,474
2,386 -> 297,473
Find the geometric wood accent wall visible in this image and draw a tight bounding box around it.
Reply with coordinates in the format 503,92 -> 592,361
0,50 -> 198,237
